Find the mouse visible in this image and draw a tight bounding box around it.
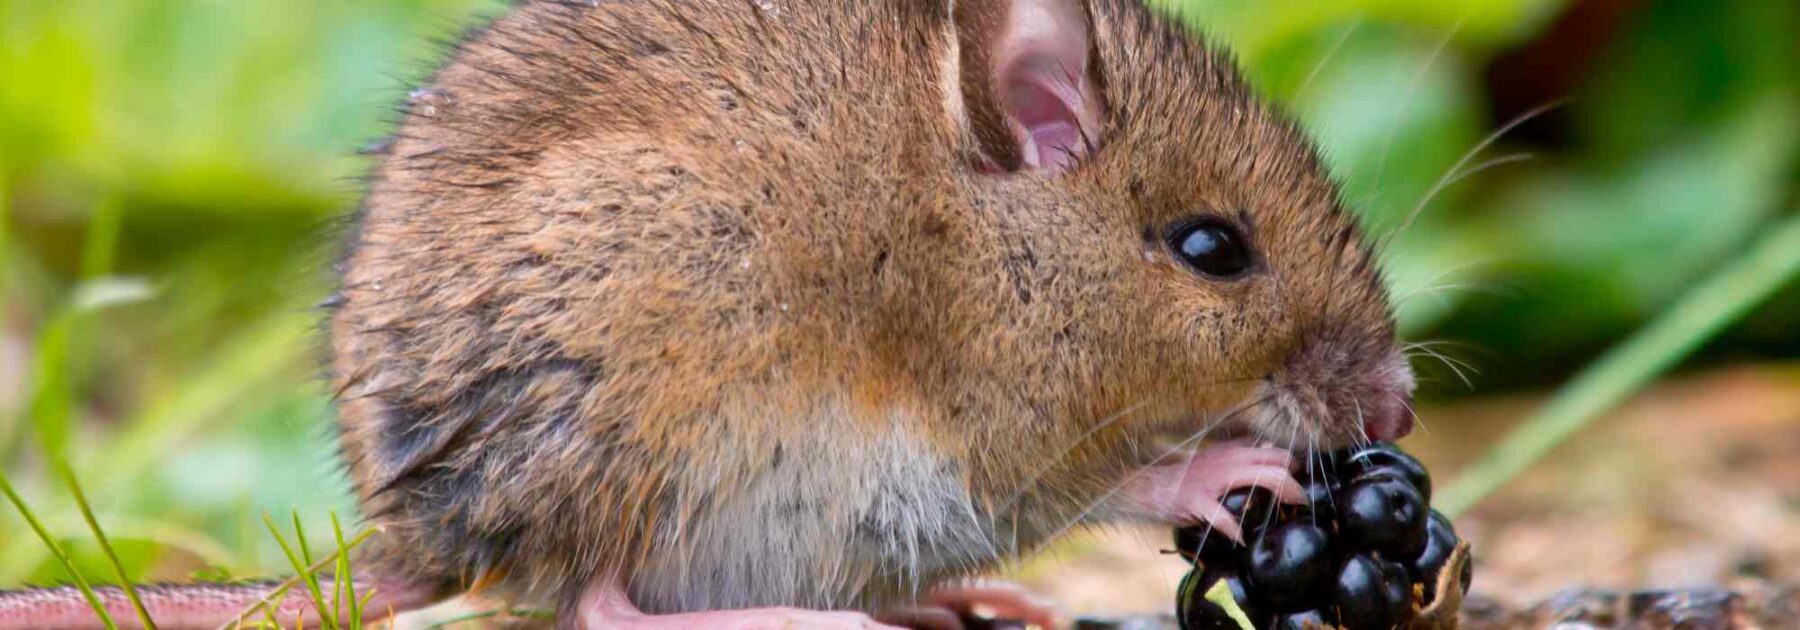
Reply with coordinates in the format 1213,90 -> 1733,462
0,1 -> 1415,628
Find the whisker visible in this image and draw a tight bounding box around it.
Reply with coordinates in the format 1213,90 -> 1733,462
1400,339 -> 1479,352
1256,420 -> 1303,532
1391,152 -> 1535,241
1293,18 -> 1363,104
1021,393 -> 1279,558
1386,100 -> 1567,247
1389,259 -> 1497,306
1406,346 -> 1480,372
1405,345 -> 1479,389
996,374 -> 1267,523
1396,392 -> 1428,437
1365,19 -> 1466,209
1309,432 -> 1336,525
995,401 -> 1153,522
1304,433 -> 1319,527
1396,281 -> 1480,308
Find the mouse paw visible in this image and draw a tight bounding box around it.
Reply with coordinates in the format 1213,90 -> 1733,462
1119,439 -> 1304,543
879,579 -> 1066,630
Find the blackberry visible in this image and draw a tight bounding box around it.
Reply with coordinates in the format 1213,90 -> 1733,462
1175,486 -> 1279,565
1173,442 -> 1472,629
1338,477 -> 1428,559
1246,521 -> 1334,611
1337,442 -> 1432,502
1329,555 -> 1414,629
1410,511 -> 1471,604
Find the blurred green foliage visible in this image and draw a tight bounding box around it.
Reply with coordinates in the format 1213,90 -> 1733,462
0,0 -> 507,588
0,0 -> 1793,587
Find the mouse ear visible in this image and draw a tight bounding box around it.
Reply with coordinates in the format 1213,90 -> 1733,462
954,0 -> 1106,174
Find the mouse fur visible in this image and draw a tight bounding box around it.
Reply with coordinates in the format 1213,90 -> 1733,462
330,0 -> 1408,618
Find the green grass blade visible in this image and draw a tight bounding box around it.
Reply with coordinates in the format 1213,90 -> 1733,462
0,469 -> 120,630
60,463 -> 158,630
1438,212 -> 1800,517
261,511 -> 339,630
263,599 -> 282,630
212,528 -> 375,630
329,513 -> 359,629
292,510 -> 336,630
357,590 -> 381,628
291,511 -> 316,577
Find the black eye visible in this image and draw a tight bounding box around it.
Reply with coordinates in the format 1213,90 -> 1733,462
1170,219 -> 1254,278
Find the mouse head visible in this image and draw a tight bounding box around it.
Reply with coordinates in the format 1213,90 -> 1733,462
919,0 -> 1414,458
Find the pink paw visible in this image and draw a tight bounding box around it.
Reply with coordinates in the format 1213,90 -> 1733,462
1120,439 -> 1305,543
879,580 -> 1066,629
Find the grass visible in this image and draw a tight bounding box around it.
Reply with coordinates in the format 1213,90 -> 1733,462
6,488 -> 391,629
221,521 -> 380,630
64,464 -> 157,630
0,468 -> 119,630
4,454 -> 391,629
264,512 -> 339,630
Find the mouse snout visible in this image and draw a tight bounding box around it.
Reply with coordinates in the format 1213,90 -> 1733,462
1260,330 -> 1418,448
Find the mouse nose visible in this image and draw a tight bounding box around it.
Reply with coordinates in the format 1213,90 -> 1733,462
1362,359 -> 1417,442
1364,392 -> 1416,442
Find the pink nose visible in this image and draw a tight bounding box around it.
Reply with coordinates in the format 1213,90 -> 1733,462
1364,393 -> 1416,442
1362,358 -> 1418,442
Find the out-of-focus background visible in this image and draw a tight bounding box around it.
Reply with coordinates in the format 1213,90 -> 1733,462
0,0 -> 1794,619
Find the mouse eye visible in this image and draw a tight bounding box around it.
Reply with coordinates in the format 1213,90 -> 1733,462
1169,219 -> 1255,278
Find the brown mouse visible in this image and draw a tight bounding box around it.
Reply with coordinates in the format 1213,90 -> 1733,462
0,0 -> 1415,628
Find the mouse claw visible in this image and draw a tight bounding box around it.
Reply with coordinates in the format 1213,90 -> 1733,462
1118,440 -> 1304,540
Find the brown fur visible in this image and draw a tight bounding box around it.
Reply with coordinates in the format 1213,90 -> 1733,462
331,0 -> 1399,618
